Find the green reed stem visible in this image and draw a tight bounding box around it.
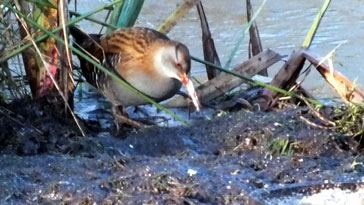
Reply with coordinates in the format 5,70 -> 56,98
302,0 -> 332,48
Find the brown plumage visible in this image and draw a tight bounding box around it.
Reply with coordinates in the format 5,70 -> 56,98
70,26 -> 199,129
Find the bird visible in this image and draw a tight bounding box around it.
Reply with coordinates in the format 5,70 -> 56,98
69,26 -> 200,130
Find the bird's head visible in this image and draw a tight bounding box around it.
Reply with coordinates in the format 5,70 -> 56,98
154,42 -> 200,111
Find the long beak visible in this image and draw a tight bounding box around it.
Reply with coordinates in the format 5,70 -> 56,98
179,73 -> 200,111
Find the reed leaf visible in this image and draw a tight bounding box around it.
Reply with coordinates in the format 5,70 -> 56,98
107,0 -> 124,31
197,1 -> 221,80
246,0 -> 266,76
107,0 -> 144,32
69,11 -> 117,30
116,0 -> 144,28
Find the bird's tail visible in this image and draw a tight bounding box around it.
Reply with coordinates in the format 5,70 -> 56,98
69,25 -> 88,44
68,25 -> 103,88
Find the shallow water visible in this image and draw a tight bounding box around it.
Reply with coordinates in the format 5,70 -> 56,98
72,0 -> 364,99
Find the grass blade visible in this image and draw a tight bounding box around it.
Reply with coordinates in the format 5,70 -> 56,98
301,0 -> 331,48
223,0 -> 267,69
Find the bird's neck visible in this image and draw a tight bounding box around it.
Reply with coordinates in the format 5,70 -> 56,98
153,46 -> 179,80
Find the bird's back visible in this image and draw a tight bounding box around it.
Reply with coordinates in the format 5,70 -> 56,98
70,26 -> 180,106
70,27 -> 167,87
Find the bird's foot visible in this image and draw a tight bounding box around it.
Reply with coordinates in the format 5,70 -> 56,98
111,105 -> 148,135
114,114 -> 145,129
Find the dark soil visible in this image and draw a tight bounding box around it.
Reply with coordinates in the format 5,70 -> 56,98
1,97 -> 363,204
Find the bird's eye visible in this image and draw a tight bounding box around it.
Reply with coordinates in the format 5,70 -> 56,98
175,62 -> 181,68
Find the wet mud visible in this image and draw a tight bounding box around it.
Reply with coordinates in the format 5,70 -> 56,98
0,98 -> 363,204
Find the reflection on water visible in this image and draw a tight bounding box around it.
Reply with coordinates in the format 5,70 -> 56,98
72,0 -> 364,99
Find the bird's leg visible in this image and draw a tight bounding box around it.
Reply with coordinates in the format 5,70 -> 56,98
111,105 -> 145,133
111,105 -> 121,133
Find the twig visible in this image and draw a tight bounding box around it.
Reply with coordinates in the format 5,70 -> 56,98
0,105 -> 44,135
303,49 -> 364,104
301,96 -> 336,127
300,116 -> 335,130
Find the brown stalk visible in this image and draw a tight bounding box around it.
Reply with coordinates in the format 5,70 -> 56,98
258,49 -> 307,110
300,95 -> 335,127
246,0 -> 266,76
196,1 -> 221,80
303,50 -> 364,104
57,0 -> 76,112
16,0 -> 39,96
300,116 -> 333,130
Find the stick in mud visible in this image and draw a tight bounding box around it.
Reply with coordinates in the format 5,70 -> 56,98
257,49 -> 306,110
246,0 -> 267,77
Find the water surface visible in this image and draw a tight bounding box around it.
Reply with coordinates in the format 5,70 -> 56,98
73,0 -> 364,99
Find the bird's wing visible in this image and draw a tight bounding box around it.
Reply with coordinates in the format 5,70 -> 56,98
100,27 -> 169,72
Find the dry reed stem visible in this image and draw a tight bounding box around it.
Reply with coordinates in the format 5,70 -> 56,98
157,0 -> 200,34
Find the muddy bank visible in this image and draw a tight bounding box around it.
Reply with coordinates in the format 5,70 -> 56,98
0,99 -> 363,204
